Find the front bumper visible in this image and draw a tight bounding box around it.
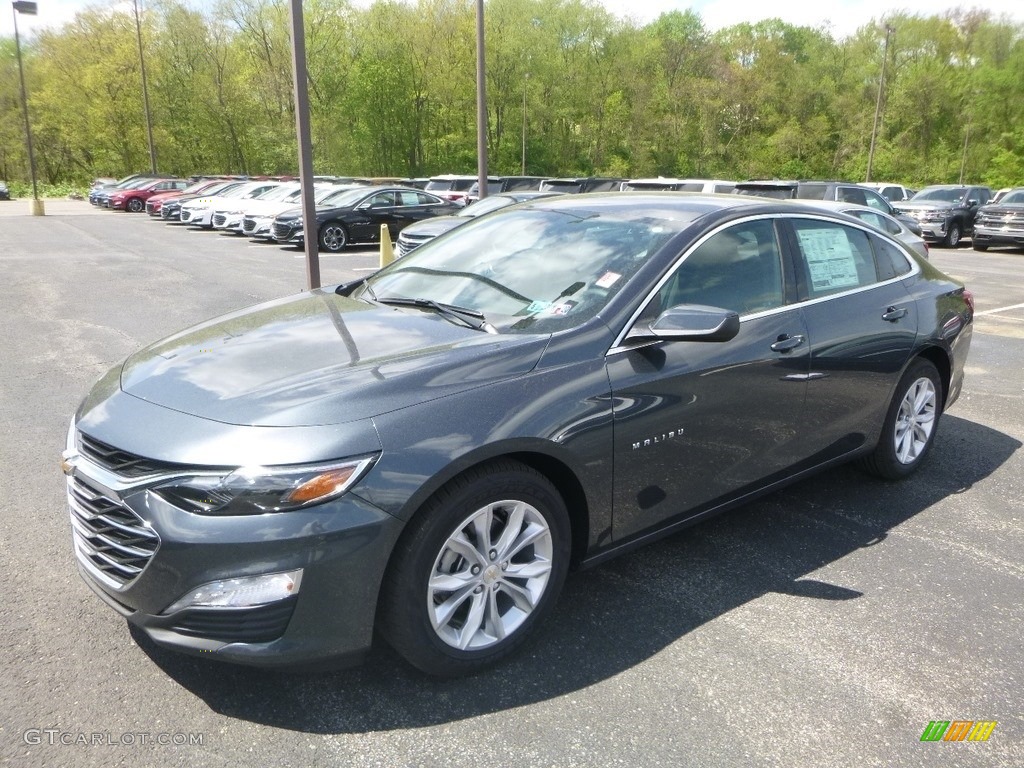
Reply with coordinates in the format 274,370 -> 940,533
64,444 -> 403,667
972,225 -> 1024,247
272,222 -> 304,244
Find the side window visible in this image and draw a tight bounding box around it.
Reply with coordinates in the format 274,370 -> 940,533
791,219 -> 878,299
861,189 -> 890,212
417,192 -> 440,205
837,186 -> 868,206
640,220 -> 785,320
871,235 -> 913,280
713,183 -> 735,194
368,192 -> 396,207
399,191 -> 421,206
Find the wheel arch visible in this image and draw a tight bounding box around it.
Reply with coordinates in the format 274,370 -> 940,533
913,344 -> 952,407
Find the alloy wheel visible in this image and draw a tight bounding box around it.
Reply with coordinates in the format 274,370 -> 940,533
893,377 -> 937,464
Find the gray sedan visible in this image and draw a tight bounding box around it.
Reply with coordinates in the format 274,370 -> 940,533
792,199 -> 929,260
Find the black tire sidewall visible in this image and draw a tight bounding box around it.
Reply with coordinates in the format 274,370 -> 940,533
381,462 -> 570,676
870,359 -> 943,479
947,222 -> 961,247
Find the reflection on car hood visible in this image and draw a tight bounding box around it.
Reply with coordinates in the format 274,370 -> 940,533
977,204 -> 1024,216
399,217 -> 467,238
119,291 -> 547,427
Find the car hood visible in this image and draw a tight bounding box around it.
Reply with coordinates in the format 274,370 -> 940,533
897,200 -> 959,212
400,217 -> 468,238
182,194 -> 240,210
118,290 -> 547,427
977,203 -> 1024,216
232,199 -> 300,216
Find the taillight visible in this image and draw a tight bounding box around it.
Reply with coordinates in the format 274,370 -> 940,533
962,289 -> 975,314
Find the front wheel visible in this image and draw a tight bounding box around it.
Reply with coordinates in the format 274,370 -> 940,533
319,222 -> 348,252
126,197 -> 144,213
944,221 -> 962,248
380,460 -> 570,676
859,359 -> 942,480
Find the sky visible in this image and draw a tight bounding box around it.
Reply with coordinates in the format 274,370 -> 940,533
3,0 -> 1024,39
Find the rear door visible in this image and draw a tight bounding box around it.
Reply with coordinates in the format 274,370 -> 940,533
782,216 -> 918,462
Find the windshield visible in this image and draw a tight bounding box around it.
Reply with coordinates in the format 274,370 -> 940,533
998,190 -> 1024,205
256,184 -> 300,202
319,187 -> 369,207
361,206 -> 688,334
735,187 -> 795,200
912,188 -> 966,203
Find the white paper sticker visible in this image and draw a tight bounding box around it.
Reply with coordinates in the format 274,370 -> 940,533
797,229 -> 860,292
595,271 -> 621,289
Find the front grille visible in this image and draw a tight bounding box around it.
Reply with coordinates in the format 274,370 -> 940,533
272,222 -> 292,240
212,213 -> 227,227
162,206 -> 178,220
78,432 -> 181,477
68,475 -> 159,588
169,598 -> 297,643
242,217 -> 256,233
180,209 -> 193,222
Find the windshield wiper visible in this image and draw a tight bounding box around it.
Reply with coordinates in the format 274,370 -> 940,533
376,297 -> 497,334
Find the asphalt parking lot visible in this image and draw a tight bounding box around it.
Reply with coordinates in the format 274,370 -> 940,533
1,200 -> 1021,768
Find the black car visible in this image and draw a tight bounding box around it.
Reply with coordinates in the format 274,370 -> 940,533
271,186 -> 461,252
972,187 -> 1024,251
0,181 -> 10,201
895,185 -> 994,248
395,191 -> 558,257
64,194 -> 972,676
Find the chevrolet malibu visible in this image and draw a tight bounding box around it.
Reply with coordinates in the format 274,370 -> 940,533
63,195 -> 973,676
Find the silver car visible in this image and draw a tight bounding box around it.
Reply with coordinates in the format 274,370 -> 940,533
792,199 -> 929,260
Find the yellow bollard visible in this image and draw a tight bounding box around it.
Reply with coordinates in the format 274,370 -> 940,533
379,224 -> 395,268
30,198 -> 46,216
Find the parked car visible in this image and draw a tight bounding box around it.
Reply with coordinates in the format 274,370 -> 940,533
271,186 -> 460,251
734,179 -> 924,236
157,181 -> 248,221
622,178 -> 737,193
539,177 -> 625,194
210,181 -> 293,232
63,193 -> 972,676
894,185 -> 993,247
972,187 -> 1024,251
146,179 -> 231,216
0,181 -> 9,201
862,182 -> 916,202
464,176 -> 547,204
108,178 -> 189,212
179,181 -> 284,228
396,191 -> 558,257
990,188 -> 1011,204
793,200 -> 929,260
89,174 -> 169,206
422,175 -> 480,205
241,184 -> 362,240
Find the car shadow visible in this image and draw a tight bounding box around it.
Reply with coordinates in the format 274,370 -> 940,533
131,414 -> 1019,734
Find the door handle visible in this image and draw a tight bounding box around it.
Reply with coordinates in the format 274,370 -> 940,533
770,334 -> 805,352
882,306 -> 908,322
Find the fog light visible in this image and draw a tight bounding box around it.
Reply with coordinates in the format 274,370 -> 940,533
164,569 -> 303,613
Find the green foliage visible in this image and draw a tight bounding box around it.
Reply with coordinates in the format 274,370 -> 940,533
0,1 -> 1022,186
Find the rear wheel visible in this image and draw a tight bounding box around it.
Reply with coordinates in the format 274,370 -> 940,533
944,221 -> 962,248
380,460 -> 570,677
859,359 -> 942,480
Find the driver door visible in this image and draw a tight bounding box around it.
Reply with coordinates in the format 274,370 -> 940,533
606,218 -> 810,540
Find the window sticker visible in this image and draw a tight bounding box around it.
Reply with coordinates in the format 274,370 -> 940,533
525,300 -> 552,313
797,228 -> 860,292
542,300 -> 578,316
595,271 -> 622,289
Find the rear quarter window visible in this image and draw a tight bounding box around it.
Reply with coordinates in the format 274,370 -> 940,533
870,236 -> 913,280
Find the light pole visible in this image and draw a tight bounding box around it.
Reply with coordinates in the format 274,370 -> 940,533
132,0 -> 157,174
12,0 -> 43,215
287,0 -> 320,290
521,72 -> 528,175
865,25 -> 893,184
475,0 -> 488,200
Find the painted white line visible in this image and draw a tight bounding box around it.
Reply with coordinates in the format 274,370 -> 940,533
352,267 -> 378,272
976,302 -> 1024,317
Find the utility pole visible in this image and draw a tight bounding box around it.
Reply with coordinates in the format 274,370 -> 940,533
288,0 -> 320,290
133,0 -> 157,174
865,25 -> 893,183
12,0 -> 43,215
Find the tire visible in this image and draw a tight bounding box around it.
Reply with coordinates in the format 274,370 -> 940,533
319,222 -> 348,252
973,242 -> 989,252
944,221 -> 962,248
126,197 -> 144,213
380,459 -> 570,677
859,359 -> 942,480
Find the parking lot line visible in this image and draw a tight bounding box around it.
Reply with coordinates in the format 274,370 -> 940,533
975,301 -> 1024,316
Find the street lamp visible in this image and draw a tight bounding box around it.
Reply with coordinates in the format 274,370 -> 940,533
132,0 -> 157,174
12,0 -> 44,215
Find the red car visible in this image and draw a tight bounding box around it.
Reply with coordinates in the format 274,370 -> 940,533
109,178 -> 189,212
145,178 -> 233,216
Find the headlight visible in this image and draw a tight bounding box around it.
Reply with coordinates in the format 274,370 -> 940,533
152,456 -> 375,515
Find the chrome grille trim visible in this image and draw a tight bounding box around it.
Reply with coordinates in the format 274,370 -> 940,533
212,213 -> 227,227
67,474 -> 160,590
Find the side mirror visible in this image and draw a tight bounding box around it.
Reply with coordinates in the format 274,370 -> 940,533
628,305 -> 741,343
967,199 -> 979,207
